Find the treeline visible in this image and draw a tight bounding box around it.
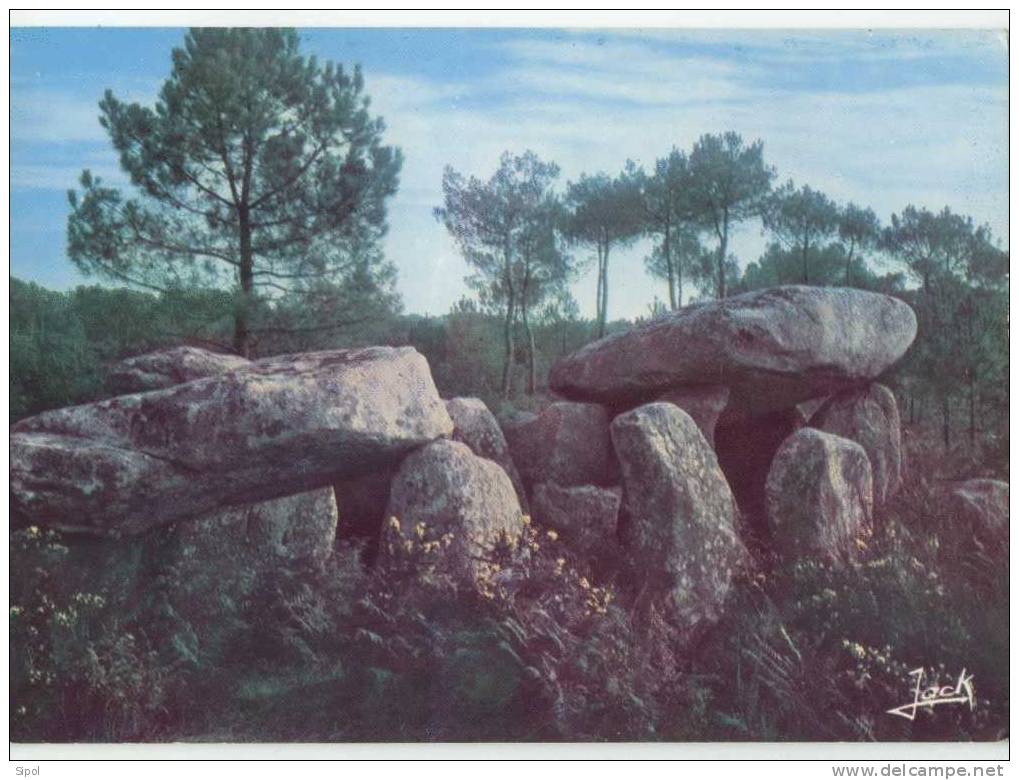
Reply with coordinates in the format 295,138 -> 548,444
9,276 -> 404,420
9,276 -> 587,422
435,134 -> 1008,459
10,280 -> 229,420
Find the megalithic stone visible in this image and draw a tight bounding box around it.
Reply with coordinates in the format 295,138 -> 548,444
11,347 -> 453,535
550,286 -> 917,418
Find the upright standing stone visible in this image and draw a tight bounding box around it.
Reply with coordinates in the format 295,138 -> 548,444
445,397 -> 529,512
765,428 -> 874,562
655,385 -> 730,448
501,401 -> 616,490
611,403 -> 744,631
12,488 -> 339,666
383,440 -> 524,579
170,488 -> 339,628
531,482 -> 622,556
945,479 -> 1009,554
811,383 -> 903,506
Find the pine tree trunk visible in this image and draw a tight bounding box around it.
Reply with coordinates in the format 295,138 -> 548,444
664,223 -> 676,310
598,238 -> 610,338
969,373 -> 977,446
676,245 -> 683,309
501,241 -> 515,399
233,208 -> 254,358
501,294 -> 515,398
600,253 -> 608,337
523,301 -> 536,395
717,227 -> 728,300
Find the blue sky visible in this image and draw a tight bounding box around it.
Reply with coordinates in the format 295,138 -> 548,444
10,26 -> 1009,318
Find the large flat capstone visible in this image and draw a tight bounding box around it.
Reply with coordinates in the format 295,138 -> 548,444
107,346 -> 251,394
549,286 -> 917,417
11,346 -> 452,535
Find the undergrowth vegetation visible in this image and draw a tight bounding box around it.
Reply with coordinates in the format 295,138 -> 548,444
10,427 -> 1008,742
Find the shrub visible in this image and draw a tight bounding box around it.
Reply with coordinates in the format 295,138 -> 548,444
10,527 -> 173,741
214,517 -> 680,741
8,429 -> 1009,742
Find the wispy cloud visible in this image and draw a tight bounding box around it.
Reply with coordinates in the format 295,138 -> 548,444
496,37 -> 751,105
11,90 -> 108,144
11,75 -> 162,145
594,28 -> 1007,65
10,162 -> 126,191
363,31 -> 1007,314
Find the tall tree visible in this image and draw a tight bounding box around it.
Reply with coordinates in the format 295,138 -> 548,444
837,203 -> 881,286
539,288 -> 582,357
881,205 -> 983,294
435,150 -> 562,397
686,132 -> 775,299
565,169 -> 643,337
882,205 -> 1008,448
644,228 -> 707,308
513,195 -> 574,393
763,181 -> 840,284
635,152 -> 679,309
634,150 -> 705,309
67,28 -> 402,357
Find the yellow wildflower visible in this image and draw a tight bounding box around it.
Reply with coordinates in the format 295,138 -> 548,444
842,639 -> 866,660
